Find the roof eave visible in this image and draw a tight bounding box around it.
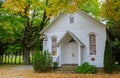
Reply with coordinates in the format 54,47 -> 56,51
40,12 -> 66,34
57,31 -> 85,48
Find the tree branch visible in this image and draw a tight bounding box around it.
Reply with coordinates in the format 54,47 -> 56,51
30,9 -> 36,26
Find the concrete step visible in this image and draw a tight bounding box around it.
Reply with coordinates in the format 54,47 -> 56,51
55,70 -> 76,74
55,65 -> 77,73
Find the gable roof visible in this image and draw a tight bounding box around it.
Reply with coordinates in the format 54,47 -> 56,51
57,31 -> 85,48
40,12 -> 66,34
40,10 -> 109,34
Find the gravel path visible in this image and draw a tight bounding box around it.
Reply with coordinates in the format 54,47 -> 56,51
12,65 -> 33,71
0,65 -> 33,78
0,65 -> 33,71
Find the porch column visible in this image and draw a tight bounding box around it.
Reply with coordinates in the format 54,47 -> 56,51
59,44 -> 61,67
78,44 -> 81,66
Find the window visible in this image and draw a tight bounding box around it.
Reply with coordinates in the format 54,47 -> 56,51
52,36 -> 57,56
69,15 -> 74,23
89,34 -> 96,55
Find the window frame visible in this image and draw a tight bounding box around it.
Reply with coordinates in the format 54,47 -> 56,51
51,35 -> 57,56
69,14 -> 74,24
89,33 -> 96,55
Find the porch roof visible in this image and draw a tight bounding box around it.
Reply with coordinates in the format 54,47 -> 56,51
57,31 -> 85,47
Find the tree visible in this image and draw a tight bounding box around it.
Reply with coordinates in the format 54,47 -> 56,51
79,0 -> 100,19
104,38 -> 113,73
1,0 -> 100,65
46,0 -> 99,18
0,1 -> 3,64
2,0 -> 49,65
113,39 -> 120,64
0,0 -> 24,49
101,0 -> 120,64
101,0 -> 120,37
0,0 -> 25,64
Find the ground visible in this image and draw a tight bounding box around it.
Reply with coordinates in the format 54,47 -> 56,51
0,65 -> 120,78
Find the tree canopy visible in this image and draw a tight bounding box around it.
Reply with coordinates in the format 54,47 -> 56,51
101,0 -> 120,39
46,0 -> 99,18
101,0 -> 120,24
1,0 -> 49,64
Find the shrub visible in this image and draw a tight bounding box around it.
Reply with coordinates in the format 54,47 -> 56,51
53,62 -> 58,69
113,39 -> 120,65
104,39 -> 113,73
32,50 -> 52,72
75,62 -> 96,74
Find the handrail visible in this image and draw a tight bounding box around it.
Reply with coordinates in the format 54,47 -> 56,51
53,56 -> 60,72
56,56 -> 60,66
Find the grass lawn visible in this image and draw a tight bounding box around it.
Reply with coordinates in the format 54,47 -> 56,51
1,65 -> 120,78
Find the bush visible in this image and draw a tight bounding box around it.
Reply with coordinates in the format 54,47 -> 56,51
53,62 -> 58,69
32,50 -> 52,72
113,39 -> 120,65
75,62 -> 96,74
104,39 -> 113,73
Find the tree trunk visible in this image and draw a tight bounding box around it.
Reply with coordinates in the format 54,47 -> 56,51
0,55 -> 2,64
22,7 -> 31,65
21,2 -> 50,65
23,47 -> 30,65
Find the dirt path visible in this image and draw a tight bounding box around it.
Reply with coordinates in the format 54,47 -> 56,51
0,65 -> 33,78
1,65 -> 120,78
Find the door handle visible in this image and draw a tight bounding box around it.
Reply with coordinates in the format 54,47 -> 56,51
72,53 -> 74,57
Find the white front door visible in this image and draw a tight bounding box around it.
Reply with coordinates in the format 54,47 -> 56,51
66,42 -> 78,64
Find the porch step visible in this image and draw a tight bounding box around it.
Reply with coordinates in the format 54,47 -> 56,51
55,65 -> 77,74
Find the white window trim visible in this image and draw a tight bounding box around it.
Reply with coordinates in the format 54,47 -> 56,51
87,32 -> 98,36
51,35 -> 57,56
88,32 -> 97,55
69,14 -> 74,24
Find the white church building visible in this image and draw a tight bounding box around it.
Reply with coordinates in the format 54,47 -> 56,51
40,10 -> 109,67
